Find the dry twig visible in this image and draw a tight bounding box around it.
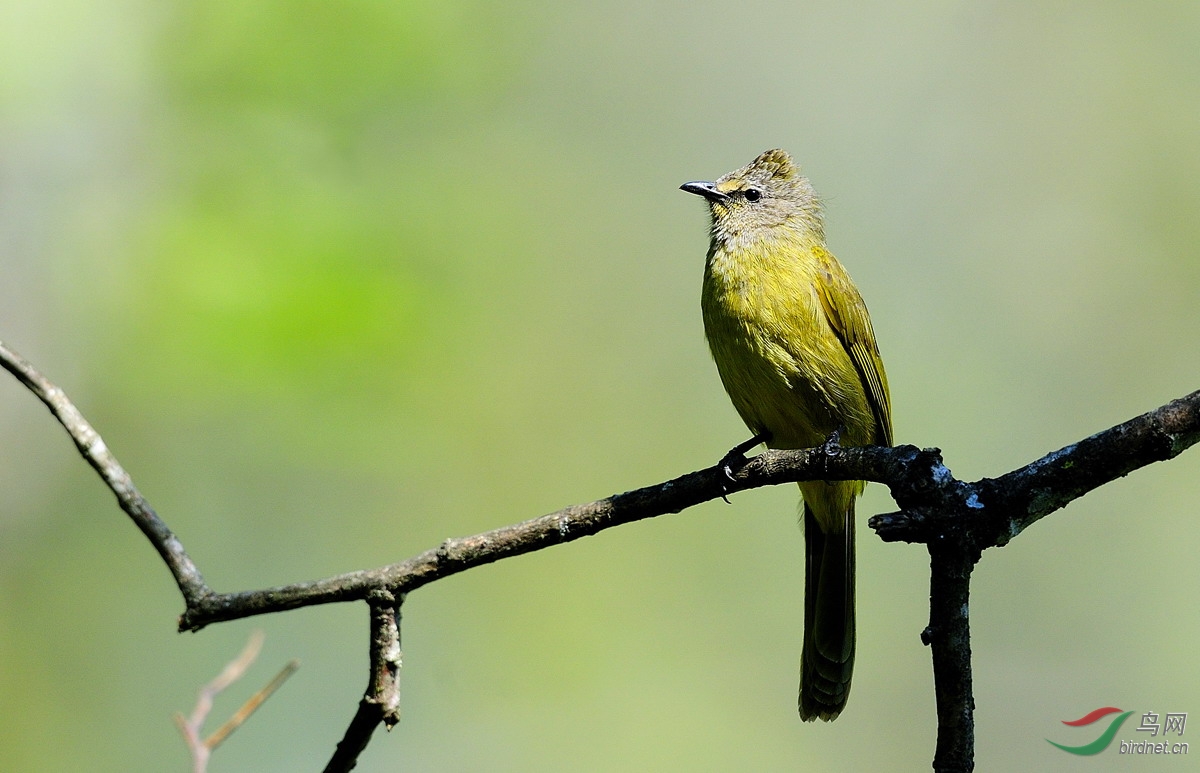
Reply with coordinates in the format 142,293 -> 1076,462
173,630 -> 299,773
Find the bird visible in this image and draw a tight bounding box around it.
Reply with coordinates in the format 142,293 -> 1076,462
681,149 -> 892,721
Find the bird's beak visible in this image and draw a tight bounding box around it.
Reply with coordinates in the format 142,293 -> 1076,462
680,180 -> 728,202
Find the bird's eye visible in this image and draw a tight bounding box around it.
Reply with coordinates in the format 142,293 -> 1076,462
744,188 -> 762,202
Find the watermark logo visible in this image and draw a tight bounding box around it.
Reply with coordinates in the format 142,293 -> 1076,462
1047,707 -> 1188,756
1047,707 -> 1133,755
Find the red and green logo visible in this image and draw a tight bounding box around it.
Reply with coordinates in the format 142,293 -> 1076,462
1047,707 -> 1134,755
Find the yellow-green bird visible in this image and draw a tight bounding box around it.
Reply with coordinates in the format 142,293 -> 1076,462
682,149 -> 892,721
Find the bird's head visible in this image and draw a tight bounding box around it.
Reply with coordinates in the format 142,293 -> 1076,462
681,149 -> 823,244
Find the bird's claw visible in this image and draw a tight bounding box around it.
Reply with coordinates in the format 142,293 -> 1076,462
718,455 -> 741,504
818,426 -> 843,478
819,427 -> 842,455
715,431 -> 772,504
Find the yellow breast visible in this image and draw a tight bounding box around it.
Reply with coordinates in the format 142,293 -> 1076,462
701,236 -> 876,450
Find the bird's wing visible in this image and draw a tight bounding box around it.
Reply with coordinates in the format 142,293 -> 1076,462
811,245 -> 893,446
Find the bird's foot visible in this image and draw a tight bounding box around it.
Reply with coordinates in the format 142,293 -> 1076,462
717,431 -> 772,503
818,427 -> 843,478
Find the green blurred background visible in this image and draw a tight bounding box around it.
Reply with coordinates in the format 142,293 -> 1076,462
2,2 -> 1198,771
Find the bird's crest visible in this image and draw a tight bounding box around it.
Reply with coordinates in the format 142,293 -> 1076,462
744,148 -> 797,181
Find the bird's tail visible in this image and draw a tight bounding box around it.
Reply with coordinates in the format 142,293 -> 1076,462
799,500 -> 856,721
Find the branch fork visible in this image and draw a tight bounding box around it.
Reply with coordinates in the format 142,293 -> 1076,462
3,337 -> 1197,773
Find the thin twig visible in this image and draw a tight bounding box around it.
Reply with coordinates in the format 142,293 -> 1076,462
173,713 -> 207,773
206,658 -> 301,750
0,340 -> 210,607
175,631 -> 263,773
189,630 -> 265,729
174,630 -> 299,772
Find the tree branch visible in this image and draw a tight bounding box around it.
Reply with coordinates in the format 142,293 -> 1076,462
924,545 -> 976,773
323,591 -> 403,773
4,337 -> 1198,772
870,389 -> 1200,549
0,340 -> 210,607
175,445 -> 944,631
